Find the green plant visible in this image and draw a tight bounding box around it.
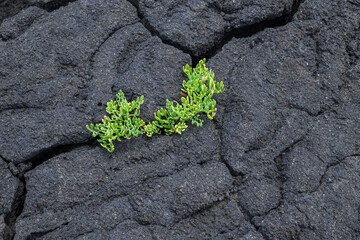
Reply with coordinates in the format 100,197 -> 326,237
147,59 -> 224,135
86,59 -> 224,152
86,91 -> 145,152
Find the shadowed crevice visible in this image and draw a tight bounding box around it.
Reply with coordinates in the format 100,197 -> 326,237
3,175 -> 25,240
29,0 -> 77,12
24,222 -> 69,240
235,200 -> 267,240
192,0 -> 305,67
16,138 -> 97,173
2,138 -> 97,240
126,1 -> 191,61
0,0 -> 28,25
126,0 -> 304,67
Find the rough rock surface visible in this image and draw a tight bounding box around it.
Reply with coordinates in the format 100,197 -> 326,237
27,0 -> 76,11
135,0 -> 295,57
0,0 -> 359,239
0,158 -> 20,239
0,0 -> 28,25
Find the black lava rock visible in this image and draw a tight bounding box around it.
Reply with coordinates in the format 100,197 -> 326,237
0,0 -> 359,239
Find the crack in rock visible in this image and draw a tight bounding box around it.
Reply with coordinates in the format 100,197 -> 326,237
1,140 -> 96,239
1,0 -> 359,239
127,0 -> 304,65
16,139 -> 96,173
3,175 -> 25,240
24,221 -> 69,240
308,154 -> 360,194
125,0 -> 190,60
235,199 -> 267,240
28,0 -> 77,12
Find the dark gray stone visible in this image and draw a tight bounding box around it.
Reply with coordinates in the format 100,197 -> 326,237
257,156 -> 360,240
0,159 -> 19,239
1,0 -> 360,239
0,0 -> 28,25
130,162 -> 233,226
253,203 -> 308,240
295,156 -> 360,239
237,176 -> 281,217
0,215 -> 12,240
0,6 -> 46,40
150,199 -> 262,239
0,107 -> 92,164
27,0 -> 79,11
108,220 -> 152,240
0,0 -> 196,164
205,0 -> 360,238
280,146 -> 326,193
138,0 -> 294,56
88,22 -> 192,122
0,0 -> 140,163
0,159 -> 18,216
15,120 -> 221,238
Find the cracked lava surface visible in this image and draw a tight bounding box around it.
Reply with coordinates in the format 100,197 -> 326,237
0,0 -> 360,239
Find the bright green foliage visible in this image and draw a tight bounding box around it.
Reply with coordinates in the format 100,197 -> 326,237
143,121 -> 160,137
86,90 -> 145,152
147,59 -> 224,135
86,59 -> 224,152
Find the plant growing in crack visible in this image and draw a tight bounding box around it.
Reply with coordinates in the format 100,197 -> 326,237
86,59 -> 224,152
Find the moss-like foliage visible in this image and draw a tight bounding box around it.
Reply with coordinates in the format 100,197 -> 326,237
86,59 -> 224,152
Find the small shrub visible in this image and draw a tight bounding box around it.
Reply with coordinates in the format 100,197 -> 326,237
86,91 -> 145,152
86,59 -> 224,152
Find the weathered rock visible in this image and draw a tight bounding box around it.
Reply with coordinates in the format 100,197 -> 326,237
0,159 -> 20,239
205,0 -> 360,238
253,203 -> 308,240
279,146 -> 326,193
89,22 -> 192,122
1,0 -> 360,239
0,6 -> 46,40
0,0 -> 141,164
27,0 -> 75,11
0,0 -> 197,165
0,159 -> 18,216
0,215 -> 12,240
237,176 -> 281,217
0,0 -> 28,25
130,162 -> 233,226
137,0 -> 294,56
15,121 -> 221,239
295,156 -> 360,239
150,199 -> 263,239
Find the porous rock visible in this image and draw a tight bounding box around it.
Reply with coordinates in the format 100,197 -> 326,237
27,0 -> 75,11
15,121 -> 222,239
0,0 -> 192,164
150,199 -> 264,239
0,215 -> 12,240
130,162 -> 233,226
1,0 -> 360,239
0,6 -> 46,40
206,0 -> 360,238
137,0 -> 294,56
0,159 -> 18,216
0,0 -> 28,25
0,0 -> 140,164
0,158 -> 20,239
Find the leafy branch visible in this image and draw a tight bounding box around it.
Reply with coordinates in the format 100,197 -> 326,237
86,59 -> 224,152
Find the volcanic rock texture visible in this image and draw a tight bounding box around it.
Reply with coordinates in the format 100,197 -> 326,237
0,0 -> 359,239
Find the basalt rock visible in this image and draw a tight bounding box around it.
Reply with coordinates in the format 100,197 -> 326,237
0,0 -> 359,239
